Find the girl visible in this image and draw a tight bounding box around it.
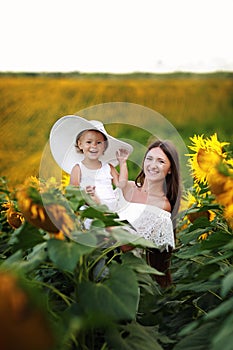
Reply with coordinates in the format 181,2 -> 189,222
49,115 -> 133,212
70,128 -> 129,211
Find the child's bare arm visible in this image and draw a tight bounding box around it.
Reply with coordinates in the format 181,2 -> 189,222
70,164 -> 81,186
111,149 -> 129,189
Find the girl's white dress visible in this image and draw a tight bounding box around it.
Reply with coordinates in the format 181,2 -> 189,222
78,161 -> 117,212
115,188 -> 175,252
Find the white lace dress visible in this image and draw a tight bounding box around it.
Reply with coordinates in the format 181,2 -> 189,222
115,188 -> 175,252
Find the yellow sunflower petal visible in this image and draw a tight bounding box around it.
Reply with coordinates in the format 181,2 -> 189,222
30,204 -> 39,219
188,133 -> 229,185
37,207 -> 46,222
197,148 -> 221,173
224,204 -> 233,229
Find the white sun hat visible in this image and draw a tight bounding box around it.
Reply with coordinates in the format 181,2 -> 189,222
49,115 -> 134,174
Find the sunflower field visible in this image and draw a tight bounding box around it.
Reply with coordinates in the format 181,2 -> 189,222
1,72 -> 232,186
0,131 -> 233,350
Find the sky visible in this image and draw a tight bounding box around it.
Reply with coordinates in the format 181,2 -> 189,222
1,0 -> 233,73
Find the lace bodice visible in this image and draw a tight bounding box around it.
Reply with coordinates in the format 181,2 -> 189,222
115,188 -> 175,252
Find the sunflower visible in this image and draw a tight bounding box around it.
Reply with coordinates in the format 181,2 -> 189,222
205,161 -> 233,230
224,204 -> 233,229
16,177 -> 75,238
222,172 -> 233,198
184,191 -> 199,207
0,270 -> 55,350
207,169 -> 228,197
225,158 -> 233,168
207,161 -> 233,204
182,191 -> 212,228
185,193 -> 213,225
187,133 -> 229,186
198,232 -> 210,240
61,172 -> 70,189
181,190 -> 216,240
215,184 -> 233,208
197,148 -> 221,173
1,202 -> 24,229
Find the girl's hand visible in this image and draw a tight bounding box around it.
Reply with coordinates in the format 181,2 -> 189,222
85,186 -> 101,204
116,148 -> 129,164
85,185 -> 96,197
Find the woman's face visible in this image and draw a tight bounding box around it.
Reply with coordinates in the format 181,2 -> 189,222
143,147 -> 171,181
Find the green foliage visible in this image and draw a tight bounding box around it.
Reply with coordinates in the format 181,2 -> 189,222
0,176 -> 233,349
0,179 -> 167,349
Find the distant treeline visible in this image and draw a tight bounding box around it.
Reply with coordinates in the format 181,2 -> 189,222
0,71 -> 232,79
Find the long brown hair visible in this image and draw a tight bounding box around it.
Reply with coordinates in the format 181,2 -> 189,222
135,140 -> 182,287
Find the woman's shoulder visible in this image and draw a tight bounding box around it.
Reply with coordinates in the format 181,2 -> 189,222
162,198 -> 172,213
127,180 -> 135,187
115,182 -> 135,194
115,187 -> 171,217
149,196 -> 171,213
123,180 -> 135,192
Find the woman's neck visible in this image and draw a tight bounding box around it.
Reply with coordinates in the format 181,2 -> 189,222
141,179 -> 165,198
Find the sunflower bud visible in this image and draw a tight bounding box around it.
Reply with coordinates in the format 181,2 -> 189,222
0,271 -> 55,350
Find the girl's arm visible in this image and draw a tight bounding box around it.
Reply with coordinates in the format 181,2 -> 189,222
70,165 -> 101,204
70,164 -> 81,186
111,149 -> 129,189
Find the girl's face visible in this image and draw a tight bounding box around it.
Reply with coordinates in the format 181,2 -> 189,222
78,130 -> 106,160
143,147 -> 171,181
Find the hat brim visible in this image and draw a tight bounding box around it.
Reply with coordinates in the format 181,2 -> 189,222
49,115 -> 134,174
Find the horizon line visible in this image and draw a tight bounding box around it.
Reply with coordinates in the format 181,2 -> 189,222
0,69 -> 232,75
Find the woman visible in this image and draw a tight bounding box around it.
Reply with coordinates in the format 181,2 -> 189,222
116,140 -> 182,287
